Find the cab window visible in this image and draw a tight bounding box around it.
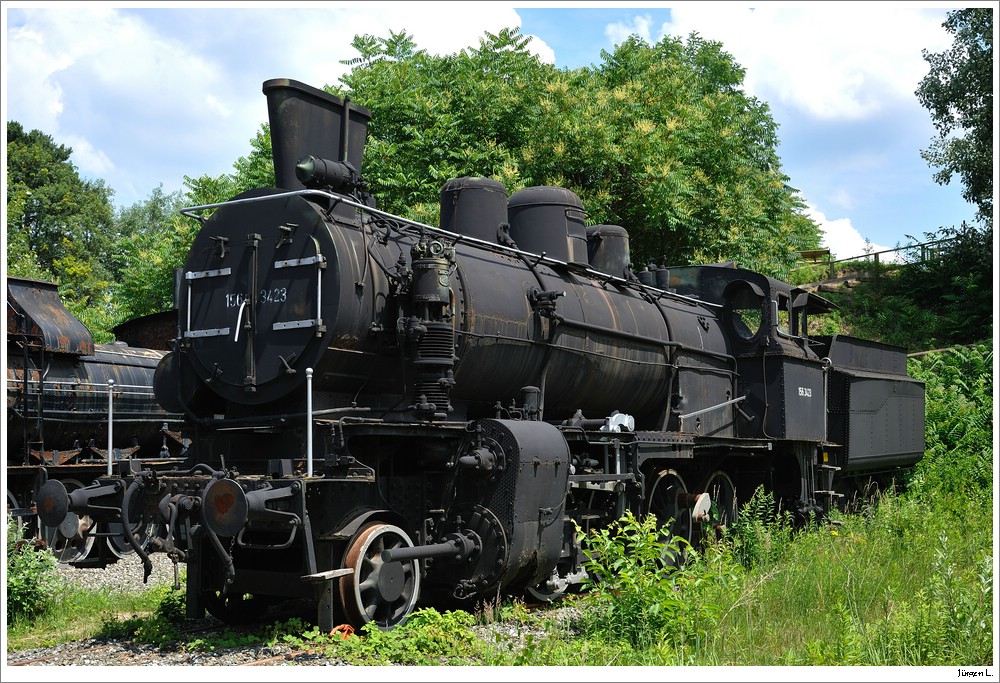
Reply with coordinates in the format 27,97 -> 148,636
725,281 -> 765,341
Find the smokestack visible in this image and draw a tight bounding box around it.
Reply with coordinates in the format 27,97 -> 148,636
262,78 -> 371,192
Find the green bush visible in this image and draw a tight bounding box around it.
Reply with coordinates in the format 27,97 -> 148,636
823,224 -> 993,350
576,511 -> 726,654
722,487 -> 795,570
906,344 -> 993,501
98,583 -> 186,648
6,514 -> 61,621
328,608 -> 480,665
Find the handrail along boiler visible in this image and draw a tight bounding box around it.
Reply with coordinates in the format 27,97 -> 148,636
37,79 -> 925,630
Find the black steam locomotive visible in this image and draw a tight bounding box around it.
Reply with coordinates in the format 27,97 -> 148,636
6,277 -> 186,563
36,79 -> 925,630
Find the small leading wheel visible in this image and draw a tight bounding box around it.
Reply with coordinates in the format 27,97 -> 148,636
646,469 -> 692,566
39,478 -> 95,564
339,523 -> 421,630
526,577 -> 568,604
701,470 -> 738,536
526,557 -> 585,604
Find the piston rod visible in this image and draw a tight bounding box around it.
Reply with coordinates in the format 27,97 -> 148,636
381,531 -> 479,564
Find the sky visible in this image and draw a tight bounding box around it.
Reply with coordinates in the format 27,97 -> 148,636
2,1 -> 992,264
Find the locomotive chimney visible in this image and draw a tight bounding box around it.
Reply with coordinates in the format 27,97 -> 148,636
262,78 -> 371,192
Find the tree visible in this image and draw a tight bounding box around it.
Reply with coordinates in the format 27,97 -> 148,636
575,34 -> 819,273
111,129 -> 276,320
6,121 -> 119,337
6,122 -> 116,274
915,8 -> 993,227
337,29 -> 539,219
114,186 -> 195,320
231,124 -> 275,191
334,27 -> 820,278
5,183 -> 49,281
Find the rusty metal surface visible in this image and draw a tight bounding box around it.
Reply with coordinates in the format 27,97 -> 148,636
7,277 -> 94,355
7,280 -> 184,464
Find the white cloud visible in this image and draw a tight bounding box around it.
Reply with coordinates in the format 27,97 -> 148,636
60,134 -> 114,177
525,34 -> 556,65
828,189 -> 854,212
648,5 -> 952,120
6,8 -> 233,181
4,4 -> 543,206
606,15 -> 655,45
5,24 -> 69,132
807,204 -> 902,263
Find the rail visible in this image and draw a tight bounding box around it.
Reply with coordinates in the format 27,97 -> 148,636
790,238 -> 954,280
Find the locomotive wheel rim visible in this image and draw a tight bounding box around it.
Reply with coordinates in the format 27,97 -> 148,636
646,469 -> 692,566
526,559 -> 578,604
702,470 -> 737,529
338,523 -> 420,630
7,489 -> 24,535
105,520 -> 156,559
526,580 -> 567,603
40,478 -> 95,564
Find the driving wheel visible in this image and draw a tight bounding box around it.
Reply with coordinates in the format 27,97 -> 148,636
647,468 -> 693,550
338,523 -> 421,630
701,469 -> 738,538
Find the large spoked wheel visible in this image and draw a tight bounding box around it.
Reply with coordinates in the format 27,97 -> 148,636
105,497 -> 158,559
39,478 -> 95,564
339,523 -> 421,630
646,469 -> 692,567
105,519 -> 157,559
701,470 -> 737,536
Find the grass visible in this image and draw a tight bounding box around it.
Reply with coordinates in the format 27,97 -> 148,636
703,493 -> 992,665
6,580 -> 168,651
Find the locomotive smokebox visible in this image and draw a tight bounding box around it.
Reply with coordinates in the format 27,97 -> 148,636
263,78 -> 371,192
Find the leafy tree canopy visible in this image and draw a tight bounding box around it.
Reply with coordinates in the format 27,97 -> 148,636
915,8 -> 993,227
332,27 -> 820,278
6,121 -> 119,334
113,185 -> 195,321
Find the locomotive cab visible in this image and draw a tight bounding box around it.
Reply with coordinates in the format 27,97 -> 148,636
671,263 -> 836,357
723,278 -> 767,343
669,264 -> 835,443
